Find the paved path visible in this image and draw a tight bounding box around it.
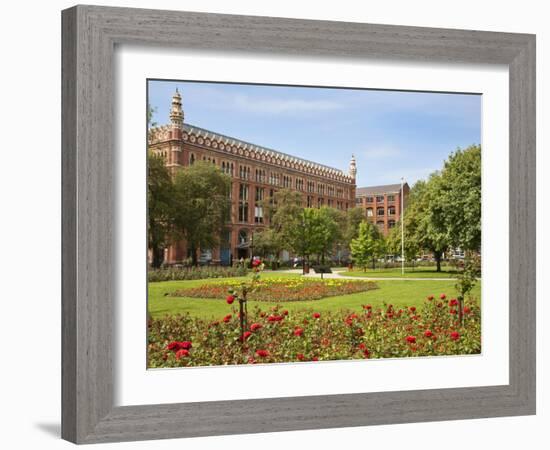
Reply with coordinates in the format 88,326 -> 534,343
278,268 -> 457,281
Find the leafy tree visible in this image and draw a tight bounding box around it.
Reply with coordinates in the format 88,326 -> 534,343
405,177 -> 450,272
252,228 -> 281,260
267,189 -> 304,234
439,145 -> 481,251
284,208 -> 318,274
309,207 -> 342,264
172,161 -> 231,266
350,221 -> 383,271
386,219 -> 420,269
147,152 -> 174,268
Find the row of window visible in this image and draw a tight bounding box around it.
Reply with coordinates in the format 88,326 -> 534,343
366,206 -> 397,217
188,152 -> 350,199
356,194 -> 397,204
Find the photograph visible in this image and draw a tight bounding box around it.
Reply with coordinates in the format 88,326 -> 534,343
146,80 -> 482,368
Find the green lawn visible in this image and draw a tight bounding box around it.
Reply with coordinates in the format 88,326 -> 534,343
342,266 -> 459,279
148,273 -> 481,319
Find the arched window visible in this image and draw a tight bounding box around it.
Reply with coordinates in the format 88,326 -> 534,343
366,208 -> 373,217
238,229 -> 248,245
189,153 -> 195,165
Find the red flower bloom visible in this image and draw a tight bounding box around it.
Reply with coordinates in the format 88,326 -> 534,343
282,309 -> 289,316
240,331 -> 252,341
405,335 -> 416,344
250,323 -> 262,332
464,306 -> 471,314
252,259 -> 261,267
440,293 -> 447,300
297,353 -> 305,361
313,312 -> 321,319
268,314 -> 284,322
358,342 -> 367,351
255,349 -> 269,357
363,349 -> 370,358
312,357 -> 319,361
424,329 -> 433,338
166,341 -> 180,351
180,341 -> 192,350
226,295 -> 235,305
450,309 -> 457,315
362,304 -> 372,310
175,349 -> 189,359
450,331 -> 460,341
293,327 -> 304,337
449,298 -> 458,306
409,306 -> 417,313
223,314 -> 232,323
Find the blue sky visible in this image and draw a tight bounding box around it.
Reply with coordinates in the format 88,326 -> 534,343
148,80 -> 481,187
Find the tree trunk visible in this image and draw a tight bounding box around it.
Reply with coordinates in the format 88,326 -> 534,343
458,296 -> 464,325
190,245 -> 198,266
435,251 -> 442,272
151,246 -> 164,268
371,257 -> 376,270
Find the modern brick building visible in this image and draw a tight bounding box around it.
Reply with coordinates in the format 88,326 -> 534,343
355,183 -> 410,236
148,89 -> 357,265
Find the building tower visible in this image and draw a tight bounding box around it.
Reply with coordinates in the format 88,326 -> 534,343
349,154 -> 357,179
170,88 -> 184,130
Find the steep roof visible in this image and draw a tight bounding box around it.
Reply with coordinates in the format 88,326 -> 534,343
356,183 -> 406,196
181,123 -> 347,176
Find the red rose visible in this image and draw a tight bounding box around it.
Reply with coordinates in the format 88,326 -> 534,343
464,306 -> 471,314
424,329 -> 433,338
255,349 -> 269,357
450,309 -> 457,315
226,295 -> 235,305
268,314 -> 284,322
166,341 -> 180,351
282,310 -> 289,316
175,349 -> 189,359
297,353 -> 305,361
240,331 -> 252,341
312,357 -> 319,361
313,312 -> 321,319
363,304 -> 372,310
223,314 -> 232,323
250,323 -> 262,332
363,349 -> 370,358
252,259 -> 261,267
440,293 -> 447,300
409,306 -> 416,312
405,335 -> 416,344
293,327 -> 304,337
358,343 -> 367,350
180,341 -> 192,350
450,331 -> 460,341
449,298 -> 458,306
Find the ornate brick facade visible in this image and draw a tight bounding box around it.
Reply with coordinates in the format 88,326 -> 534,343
355,183 -> 410,236
149,89 -> 357,265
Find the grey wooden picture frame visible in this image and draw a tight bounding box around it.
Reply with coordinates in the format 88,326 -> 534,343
61,4 -> 536,444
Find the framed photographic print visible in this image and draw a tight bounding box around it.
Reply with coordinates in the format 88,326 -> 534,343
62,5 -> 536,444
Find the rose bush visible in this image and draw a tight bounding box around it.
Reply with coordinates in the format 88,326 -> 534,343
148,293 -> 481,368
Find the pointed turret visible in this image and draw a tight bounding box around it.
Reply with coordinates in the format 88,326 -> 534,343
349,154 -> 357,179
169,87 -> 184,129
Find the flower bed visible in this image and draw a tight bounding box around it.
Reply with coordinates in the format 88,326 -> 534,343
147,294 -> 481,367
170,278 -> 377,302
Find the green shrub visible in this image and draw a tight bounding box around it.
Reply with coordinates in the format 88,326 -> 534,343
148,266 -> 248,282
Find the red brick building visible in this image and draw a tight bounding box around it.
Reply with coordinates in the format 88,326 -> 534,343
149,89 -> 357,265
355,183 -> 410,236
